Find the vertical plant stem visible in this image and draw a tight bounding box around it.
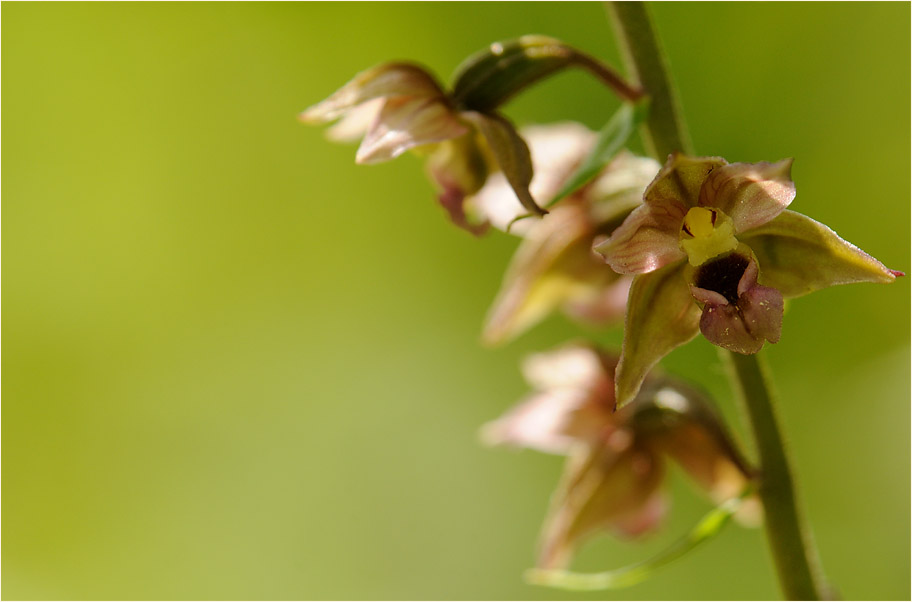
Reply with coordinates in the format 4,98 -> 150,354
606,2 -> 829,599
724,352 -> 827,600
606,1 -> 692,158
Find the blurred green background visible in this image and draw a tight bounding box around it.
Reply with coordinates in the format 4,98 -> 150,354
3,2 -> 909,600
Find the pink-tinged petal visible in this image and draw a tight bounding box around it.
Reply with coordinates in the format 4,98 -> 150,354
562,276 -> 632,325
698,160 -> 796,233
521,344 -> 611,392
610,490 -> 668,539
739,210 -> 899,298
739,284 -> 784,346
300,63 -> 444,124
697,284 -> 782,355
615,262 -> 701,409
643,154 -> 728,208
425,135 -> 491,234
537,445 -> 664,569
324,98 -> 384,142
355,97 -> 468,164
480,390 -> 592,455
594,202 -> 688,274
482,205 -> 617,344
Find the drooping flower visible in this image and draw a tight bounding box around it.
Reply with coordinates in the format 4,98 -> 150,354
594,154 -> 902,407
301,36 -> 644,234
467,122 -> 659,344
482,344 -> 757,570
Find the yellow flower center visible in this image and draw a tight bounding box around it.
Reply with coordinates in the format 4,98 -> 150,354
680,207 -> 738,266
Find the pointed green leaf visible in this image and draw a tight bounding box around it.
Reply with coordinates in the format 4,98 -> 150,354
461,112 -> 547,217
740,210 -> 900,298
525,488 -> 750,591
547,100 -> 650,207
616,262 -> 700,409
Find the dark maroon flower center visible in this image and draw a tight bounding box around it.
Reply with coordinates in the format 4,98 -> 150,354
694,253 -> 749,304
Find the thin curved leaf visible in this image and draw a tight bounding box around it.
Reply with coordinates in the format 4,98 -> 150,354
548,99 -> 650,207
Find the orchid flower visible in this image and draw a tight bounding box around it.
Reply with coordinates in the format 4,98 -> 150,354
468,122 -> 659,344
301,36 -> 642,234
595,154 -> 902,407
482,344 -> 757,570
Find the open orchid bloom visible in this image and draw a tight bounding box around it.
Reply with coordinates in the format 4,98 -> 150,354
594,154 -> 902,407
482,344 -> 757,570
471,123 -> 660,345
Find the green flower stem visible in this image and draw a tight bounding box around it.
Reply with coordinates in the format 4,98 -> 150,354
606,2 -> 829,599
724,351 -> 828,600
605,1 -> 691,159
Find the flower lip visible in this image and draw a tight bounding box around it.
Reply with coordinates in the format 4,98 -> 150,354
693,252 -> 751,305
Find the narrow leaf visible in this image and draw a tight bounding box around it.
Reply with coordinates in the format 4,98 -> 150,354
548,99 -> 650,207
525,488 -> 750,591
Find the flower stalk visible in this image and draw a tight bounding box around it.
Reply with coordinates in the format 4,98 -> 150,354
606,2 -> 829,599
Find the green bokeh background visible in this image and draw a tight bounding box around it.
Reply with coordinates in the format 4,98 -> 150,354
3,2 -> 909,600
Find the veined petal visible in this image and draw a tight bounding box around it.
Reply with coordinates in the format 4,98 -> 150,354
594,202 -> 688,274
300,62 -> 445,123
537,444 -> 664,569
324,98 -> 384,142
615,262 -> 701,408
483,205 -> 612,344
521,344 -> 613,392
644,154 -> 727,209
356,97 -> 468,164
739,210 -> 899,298
699,160 -> 795,233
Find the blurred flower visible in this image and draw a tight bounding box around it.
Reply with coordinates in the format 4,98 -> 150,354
594,154 -> 902,407
482,344 -> 756,570
471,122 -> 660,344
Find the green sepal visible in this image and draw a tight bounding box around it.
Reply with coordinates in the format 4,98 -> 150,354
451,36 -> 582,112
616,262 -> 700,409
740,210 -> 900,298
547,99 -> 650,207
525,487 -> 752,591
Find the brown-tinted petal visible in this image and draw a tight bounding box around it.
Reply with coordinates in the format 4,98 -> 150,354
594,202 -> 688,274
643,154 -> 727,209
300,63 -> 445,123
425,135 -> 492,235
537,444 -> 665,569
739,210 -> 899,298
698,160 -> 795,233
696,283 -> 782,355
615,262 -> 701,408
356,97 -> 468,164
482,204 -> 612,344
